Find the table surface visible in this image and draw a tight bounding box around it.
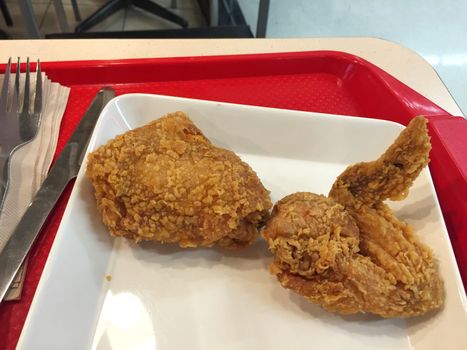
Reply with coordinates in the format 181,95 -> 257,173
0,37 -> 463,117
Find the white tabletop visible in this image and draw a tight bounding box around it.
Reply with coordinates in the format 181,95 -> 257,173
0,37 -> 462,116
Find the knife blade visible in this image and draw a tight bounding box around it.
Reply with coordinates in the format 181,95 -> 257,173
0,87 -> 116,302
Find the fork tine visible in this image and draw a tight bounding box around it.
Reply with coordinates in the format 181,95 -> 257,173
11,57 -> 20,113
0,57 -> 11,113
23,57 -> 30,113
34,59 -> 42,114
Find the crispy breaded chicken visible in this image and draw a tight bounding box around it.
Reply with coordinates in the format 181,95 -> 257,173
263,117 -> 444,317
86,112 -> 272,248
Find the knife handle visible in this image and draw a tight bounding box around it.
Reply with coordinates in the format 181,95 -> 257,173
0,143 -> 77,301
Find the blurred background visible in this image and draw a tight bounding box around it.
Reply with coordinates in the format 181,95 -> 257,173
0,0 -> 465,114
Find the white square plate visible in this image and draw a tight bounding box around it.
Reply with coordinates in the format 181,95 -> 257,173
18,94 -> 467,350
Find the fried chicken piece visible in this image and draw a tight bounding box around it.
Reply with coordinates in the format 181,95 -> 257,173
86,112 -> 272,248
263,117 -> 444,317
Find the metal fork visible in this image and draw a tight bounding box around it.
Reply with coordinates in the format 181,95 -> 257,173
0,58 -> 42,211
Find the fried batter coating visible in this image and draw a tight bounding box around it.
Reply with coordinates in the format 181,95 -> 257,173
87,112 -> 272,248
263,117 -> 444,317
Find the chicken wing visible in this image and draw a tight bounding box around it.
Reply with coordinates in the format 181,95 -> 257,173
87,112 -> 272,248
262,117 -> 444,317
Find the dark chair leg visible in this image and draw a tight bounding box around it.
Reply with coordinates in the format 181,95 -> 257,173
0,0 -> 13,27
133,0 -> 188,28
256,0 -> 269,38
75,0 -> 128,32
70,0 -> 82,22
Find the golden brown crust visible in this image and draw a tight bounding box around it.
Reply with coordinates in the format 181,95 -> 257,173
86,112 -> 272,248
263,117 -> 444,318
329,116 -> 432,205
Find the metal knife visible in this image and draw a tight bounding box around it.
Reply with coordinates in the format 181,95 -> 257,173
0,87 -> 116,302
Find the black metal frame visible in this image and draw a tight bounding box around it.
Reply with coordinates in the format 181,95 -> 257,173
44,0 -> 263,39
75,0 -> 188,33
47,25 -> 253,39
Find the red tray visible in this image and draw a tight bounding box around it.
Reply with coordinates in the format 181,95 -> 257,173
1,51 -> 466,349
